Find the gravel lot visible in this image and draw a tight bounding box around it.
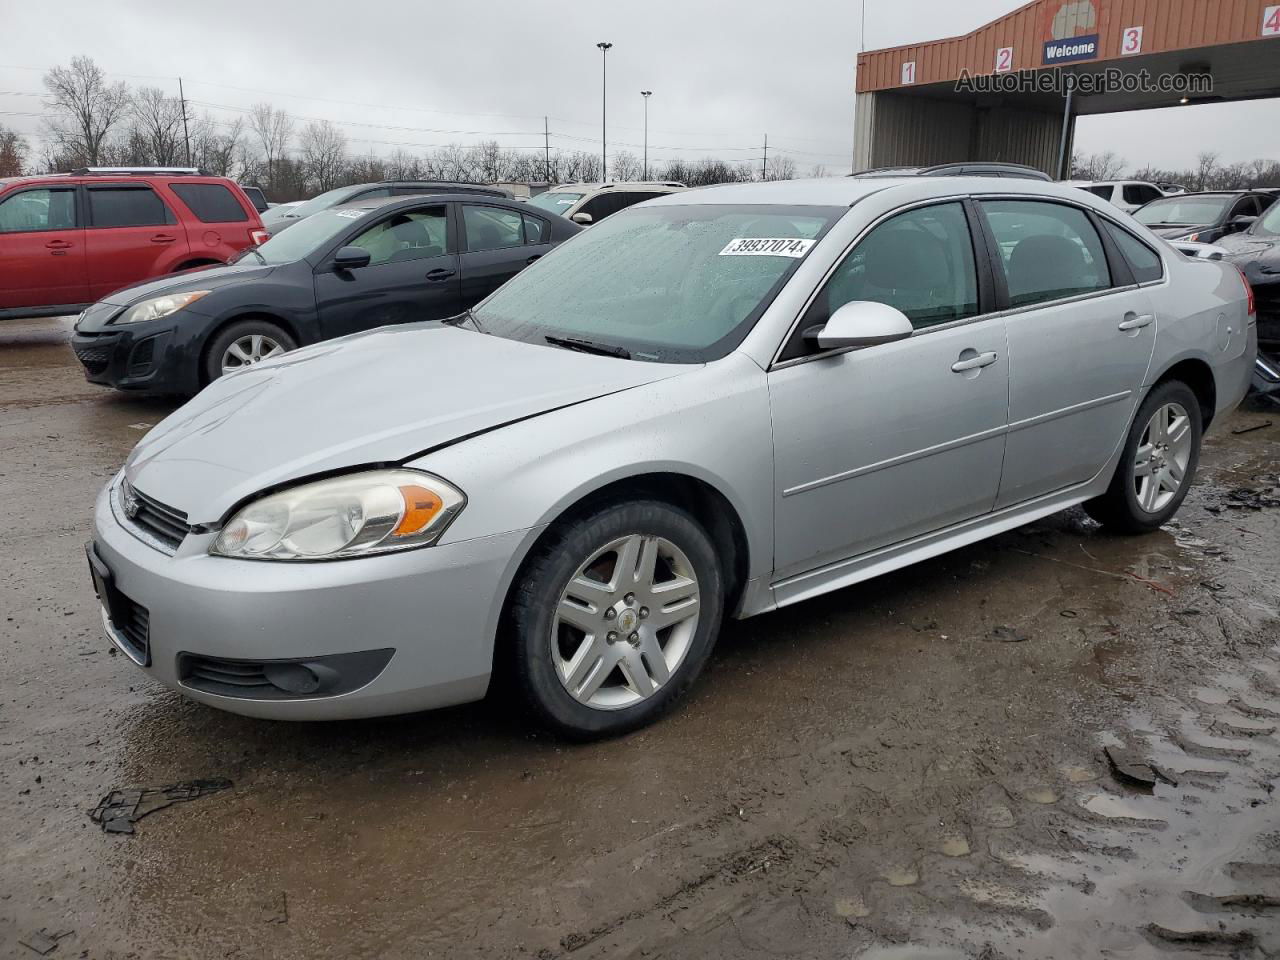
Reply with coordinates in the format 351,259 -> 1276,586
2,315 -> 1278,959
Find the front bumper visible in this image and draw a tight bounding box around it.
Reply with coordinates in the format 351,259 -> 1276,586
71,302 -> 207,395
90,477 -> 526,720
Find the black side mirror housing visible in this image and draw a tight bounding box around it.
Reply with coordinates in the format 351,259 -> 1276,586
333,245 -> 372,270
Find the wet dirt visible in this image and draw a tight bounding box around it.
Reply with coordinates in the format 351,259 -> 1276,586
2,316 -> 1278,959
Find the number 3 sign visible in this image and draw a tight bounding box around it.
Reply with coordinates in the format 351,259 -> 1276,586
1120,25 -> 1143,55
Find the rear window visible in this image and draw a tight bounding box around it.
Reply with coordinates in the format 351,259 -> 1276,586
170,183 -> 250,223
1101,220 -> 1163,284
87,186 -> 175,227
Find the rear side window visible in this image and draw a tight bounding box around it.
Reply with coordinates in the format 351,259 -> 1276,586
523,213 -> 550,244
981,200 -> 1110,307
463,204 -> 524,252
1123,184 -> 1161,206
807,201 -> 979,332
0,187 -> 78,232
1101,221 -> 1163,283
87,186 -> 174,228
170,183 -> 249,223
1083,185 -> 1113,200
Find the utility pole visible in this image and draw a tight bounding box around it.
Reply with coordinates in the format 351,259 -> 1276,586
597,42 -> 612,181
851,0 -> 866,174
640,90 -> 652,180
762,133 -> 768,181
544,115 -> 551,183
178,76 -> 192,167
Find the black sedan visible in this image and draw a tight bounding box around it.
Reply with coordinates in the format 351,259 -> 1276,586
71,193 -> 580,395
1218,199 -> 1280,397
1132,190 -> 1276,244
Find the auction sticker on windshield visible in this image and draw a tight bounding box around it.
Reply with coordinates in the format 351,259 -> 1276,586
719,238 -> 815,258
335,209 -> 366,219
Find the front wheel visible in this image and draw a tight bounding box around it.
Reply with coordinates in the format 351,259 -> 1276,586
203,319 -> 297,385
1084,381 -> 1202,533
509,500 -> 724,739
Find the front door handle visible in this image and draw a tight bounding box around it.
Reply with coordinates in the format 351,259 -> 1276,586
951,351 -> 999,373
45,239 -> 73,249
1118,312 -> 1154,331
425,268 -> 457,282
150,234 -> 177,243
525,254 -> 542,265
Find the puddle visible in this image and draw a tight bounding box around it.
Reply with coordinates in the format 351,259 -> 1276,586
1079,793 -> 1168,823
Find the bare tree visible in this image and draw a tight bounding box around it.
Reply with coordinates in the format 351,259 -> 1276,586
1070,150 -> 1126,180
808,163 -> 828,179
299,120 -> 348,192
192,114 -> 243,178
42,56 -> 130,166
130,86 -> 186,165
763,154 -> 797,181
0,125 -> 28,177
249,103 -> 294,191
1193,151 -> 1219,191
610,150 -> 641,181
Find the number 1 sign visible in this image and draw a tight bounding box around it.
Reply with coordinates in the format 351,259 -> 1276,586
901,61 -> 916,84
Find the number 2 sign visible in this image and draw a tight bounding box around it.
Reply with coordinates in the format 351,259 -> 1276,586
995,46 -> 1014,72
1264,5 -> 1280,36
1120,25 -> 1143,55
901,61 -> 916,84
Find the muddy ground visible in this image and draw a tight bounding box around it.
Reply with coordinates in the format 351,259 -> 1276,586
2,314 -> 1279,960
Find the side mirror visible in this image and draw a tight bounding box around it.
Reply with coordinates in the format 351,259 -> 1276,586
570,212 -> 593,225
332,245 -> 372,270
1229,215 -> 1257,232
804,300 -> 914,351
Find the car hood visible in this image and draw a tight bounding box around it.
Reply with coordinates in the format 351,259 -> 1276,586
123,324 -> 683,524
1216,231 -> 1280,263
99,262 -> 278,307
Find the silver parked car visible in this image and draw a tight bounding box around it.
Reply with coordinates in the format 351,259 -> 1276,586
88,176 -> 1256,738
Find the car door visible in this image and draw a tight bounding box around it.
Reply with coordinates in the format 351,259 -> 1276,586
0,185 -> 88,310
313,202 -> 461,339
978,198 -> 1156,509
83,183 -> 190,299
457,203 -> 547,304
769,200 -> 1009,582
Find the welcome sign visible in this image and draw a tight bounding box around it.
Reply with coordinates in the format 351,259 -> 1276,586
1044,33 -> 1099,63
1042,0 -> 1103,65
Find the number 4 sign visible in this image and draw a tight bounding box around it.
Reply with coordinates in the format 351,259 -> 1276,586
995,47 -> 1014,72
901,61 -> 916,84
1120,25 -> 1143,55
1264,5 -> 1280,36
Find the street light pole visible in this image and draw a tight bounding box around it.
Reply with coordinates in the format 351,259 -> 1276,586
640,90 -> 652,180
597,42 -> 612,181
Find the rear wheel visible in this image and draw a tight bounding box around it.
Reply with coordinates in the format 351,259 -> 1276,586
203,319 -> 296,384
1084,381 -> 1202,533
510,500 -> 724,739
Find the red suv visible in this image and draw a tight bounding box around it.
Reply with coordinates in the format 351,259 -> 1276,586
0,167 -> 268,320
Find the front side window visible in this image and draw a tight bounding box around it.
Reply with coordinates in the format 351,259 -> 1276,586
981,200 -> 1110,307
802,201 -> 979,334
170,183 -> 249,223
0,188 -> 77,232
87,186 -> 174,228
1101,220 -> 1163,284
471,203 -> 839,363
463,204 -> 523,252
1252,198 -> 1280,238
350,207 -> 448,265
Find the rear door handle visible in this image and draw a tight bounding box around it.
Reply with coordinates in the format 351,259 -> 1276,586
150,234 -> 177,243
1118,312 -> 1154,331
45,240 -> 72,249
525,254 -> 542,265
951,351 -> 999,373
425,268 -> 457,282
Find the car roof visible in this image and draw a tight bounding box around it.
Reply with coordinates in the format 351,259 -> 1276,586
551,182 -> 684,192
330,193 -> 529,213
642,175 -> 1111,209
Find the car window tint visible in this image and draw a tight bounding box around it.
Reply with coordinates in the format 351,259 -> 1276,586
88,186 -> 174,228
0,188 -> 78,232
577,194 -> 618,222
611,192 -> 654,214
523,213 -> 550,244
981,200 -> 1111,307
349,207 -> 448,265
1230,196 -> 1259,219
1083,185 -> 1113,200
463,204 -> 524,252
170,183 -> 249,223
1101,221 -> 1163,284
1124,184 -> 1160,205
807,201 -> 979,333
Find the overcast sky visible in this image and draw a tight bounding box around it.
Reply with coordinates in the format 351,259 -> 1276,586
1,0 -> 1276,176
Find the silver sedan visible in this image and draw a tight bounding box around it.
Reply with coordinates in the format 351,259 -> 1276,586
88,176 -> 1256,738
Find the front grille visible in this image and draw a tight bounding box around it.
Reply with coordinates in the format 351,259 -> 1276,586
111,591 -> 150,664
122,481 -> 192,551
74,343 -> 113,374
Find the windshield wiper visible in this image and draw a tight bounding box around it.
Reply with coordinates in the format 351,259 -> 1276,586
242,247 -> 267,265
442,308 -> 483,331
544,335 -> 631,359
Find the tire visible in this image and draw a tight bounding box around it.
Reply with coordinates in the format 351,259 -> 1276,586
1084,381 -> 1202,534
510,499 -> 724,739
202,319 -> 297,385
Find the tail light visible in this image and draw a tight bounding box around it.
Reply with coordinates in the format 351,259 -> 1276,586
1238,267 -> 1255,319
250,229 -> 270,246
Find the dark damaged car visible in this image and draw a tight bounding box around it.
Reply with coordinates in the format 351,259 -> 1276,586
1218,199 -> 1280,398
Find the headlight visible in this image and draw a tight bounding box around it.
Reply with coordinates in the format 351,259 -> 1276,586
114,291 -> 211,325
211,469 -> 465,561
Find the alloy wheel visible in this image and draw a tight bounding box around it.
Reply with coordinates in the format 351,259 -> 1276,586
221,334 -> 285,374
1134,401 -> 1192,513
551,533 -> 701,710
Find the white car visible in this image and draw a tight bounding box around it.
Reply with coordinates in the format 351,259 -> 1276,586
1070,180 -> 1173,213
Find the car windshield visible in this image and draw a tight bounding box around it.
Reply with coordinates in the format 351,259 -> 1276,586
470,203 -> 840,363
245,207 -> 371,264
282,185 -> 360,220
1134,195 -> 1231,226
1251,200 -> 1280,237
527,191 -> 585,215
